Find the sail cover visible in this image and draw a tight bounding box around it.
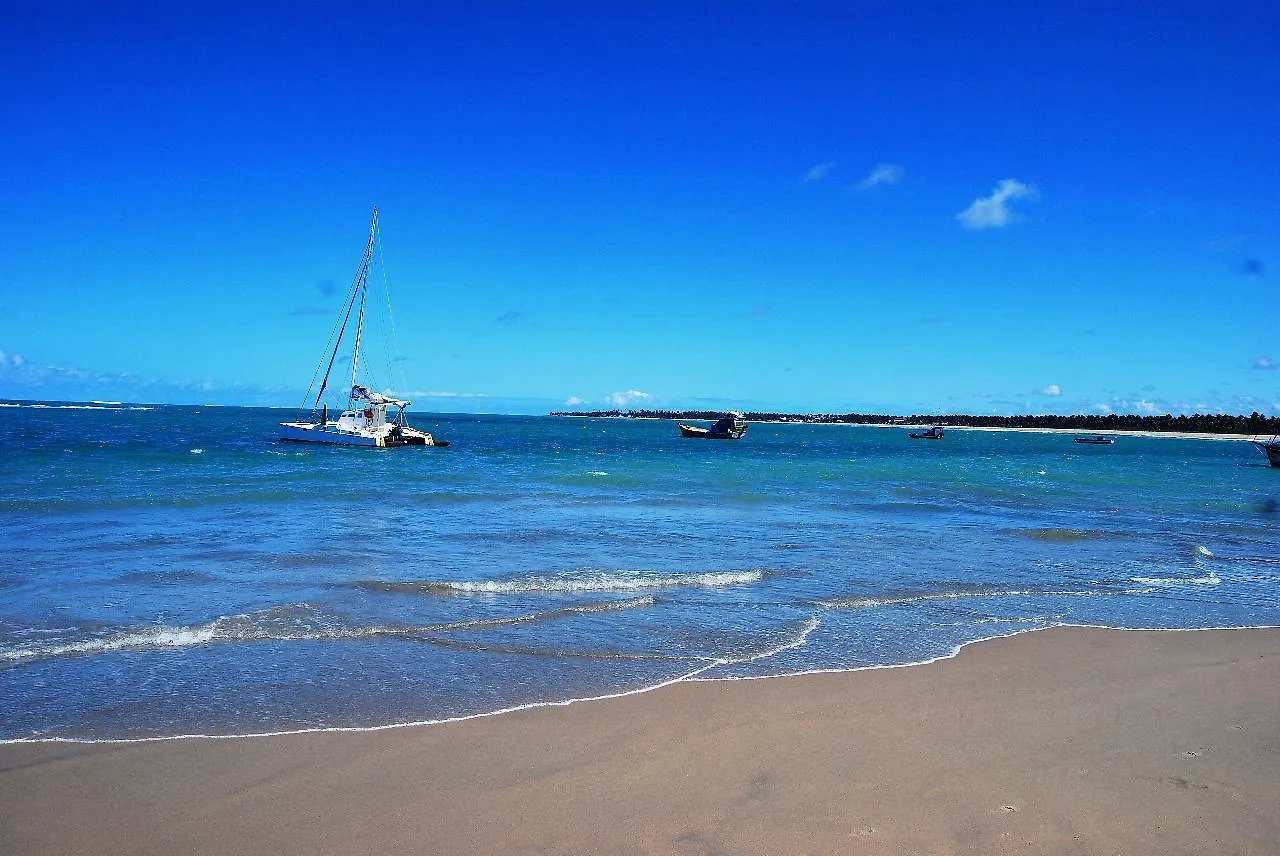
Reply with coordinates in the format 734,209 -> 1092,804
351,385 -> 410,408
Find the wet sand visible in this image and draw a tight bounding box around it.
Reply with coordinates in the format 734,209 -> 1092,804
3,626 -> 1278,855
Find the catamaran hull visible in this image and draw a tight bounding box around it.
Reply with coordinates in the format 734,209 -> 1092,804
279,422 -> 434,447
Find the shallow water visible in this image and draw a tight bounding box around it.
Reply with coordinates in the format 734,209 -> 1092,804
2,403 -> 1278,740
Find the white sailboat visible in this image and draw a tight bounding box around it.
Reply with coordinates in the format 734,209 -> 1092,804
280,208 -> 443,448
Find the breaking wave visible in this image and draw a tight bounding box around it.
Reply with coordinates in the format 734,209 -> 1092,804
1128,571 -> 1221,588
356,569 -> 766,596
0,597 -> 657,667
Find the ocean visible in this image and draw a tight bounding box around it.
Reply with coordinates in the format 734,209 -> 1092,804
3,402 -> 1278,742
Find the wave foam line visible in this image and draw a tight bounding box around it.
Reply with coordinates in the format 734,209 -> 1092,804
12,622 -> 1278,747
0,657 -> 730,746
0,598 -> 658,666
1,624 -> 224,664
365,569 -> 766,596
714,616 -> 820,666
0,616 -> 824,746
816,587 -> 1112,610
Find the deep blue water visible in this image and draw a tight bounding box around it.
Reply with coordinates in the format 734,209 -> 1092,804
2,402 -> 1278,740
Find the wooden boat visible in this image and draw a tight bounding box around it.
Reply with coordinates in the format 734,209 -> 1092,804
679,412 -> 747,439
1074,435 -> 1114,445
908,426 -> 944,440
279,209 -> 446,448
1254,438 -> 1280,467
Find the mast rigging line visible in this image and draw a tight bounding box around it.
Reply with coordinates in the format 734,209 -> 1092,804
375,215 -> 406,400
301,209 -> 379,414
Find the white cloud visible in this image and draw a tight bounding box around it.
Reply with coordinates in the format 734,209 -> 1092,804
605,389 -> 653,407
858,163 -> 904,190
564,396 -> 585,406
802,162 -> 836,183
1135,398 -> 1159,414
1093,403 -> 1113,413
956,179 -> 1038,229
1253,356 -> 1277,370
1039,384 -> 1061,396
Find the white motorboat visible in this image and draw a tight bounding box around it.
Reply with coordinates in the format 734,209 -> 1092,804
279,209 -> 445,448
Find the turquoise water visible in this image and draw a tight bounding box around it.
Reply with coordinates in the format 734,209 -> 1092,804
2,402 -> 1278,741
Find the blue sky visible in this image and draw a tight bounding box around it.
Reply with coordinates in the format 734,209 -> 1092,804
2,1 -> 1276,415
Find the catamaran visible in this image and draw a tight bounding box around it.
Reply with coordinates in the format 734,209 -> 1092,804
279,208 -> 444,448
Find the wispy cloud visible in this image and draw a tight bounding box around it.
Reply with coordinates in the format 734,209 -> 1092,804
857,163 -> 904,190
1039,384 -> 1061,396
565,395 -> 585,406
605,389 -> 653,407
956,179 -> 1038,229
802,162 -> 836,183
496,309 -> 522,326
1253,356 -> 1277,370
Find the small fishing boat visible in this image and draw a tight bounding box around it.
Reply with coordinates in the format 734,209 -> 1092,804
1074,435 -> 1114,445
908,426 -> 944,440
279,209 -> 446,448
1254,437 -> 1280,467
679,412 -> 747,439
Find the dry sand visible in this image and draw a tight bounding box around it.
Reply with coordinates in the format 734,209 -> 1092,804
3,626 -> 1278,855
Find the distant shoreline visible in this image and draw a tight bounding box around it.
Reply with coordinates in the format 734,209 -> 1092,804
551,409 -> 1279,441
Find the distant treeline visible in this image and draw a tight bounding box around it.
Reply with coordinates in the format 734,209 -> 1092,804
549,409 -> 1280,435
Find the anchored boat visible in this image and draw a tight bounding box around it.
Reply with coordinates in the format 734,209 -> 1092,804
908,426 -> 944,440
679,412 -> 748,439
279,208 -> 445,448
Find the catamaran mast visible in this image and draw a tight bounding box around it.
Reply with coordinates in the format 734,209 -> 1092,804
313,208 -> 378,412
348,208 -> 378,402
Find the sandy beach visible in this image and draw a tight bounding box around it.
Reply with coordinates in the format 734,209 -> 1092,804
3,626 -> 1278,855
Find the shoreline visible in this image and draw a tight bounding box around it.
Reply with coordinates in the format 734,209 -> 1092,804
5,623 -> 1274,748
554,412 -> 1274,442
862,422 -> 1267,441
4,625 -> 1278,854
